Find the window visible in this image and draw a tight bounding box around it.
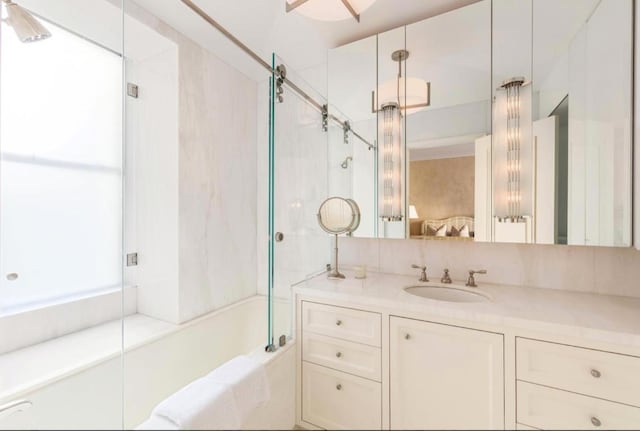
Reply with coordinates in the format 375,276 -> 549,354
0,18 -> 122,314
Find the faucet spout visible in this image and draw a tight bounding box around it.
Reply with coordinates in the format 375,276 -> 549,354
411,264 -> 429,282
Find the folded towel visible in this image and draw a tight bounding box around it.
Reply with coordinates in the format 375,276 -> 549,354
207,355 -> 271,423
152,375 -> 241,430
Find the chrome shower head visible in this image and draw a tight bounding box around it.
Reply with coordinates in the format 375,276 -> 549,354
341,156 -> 353,169
3,0 -> 51,43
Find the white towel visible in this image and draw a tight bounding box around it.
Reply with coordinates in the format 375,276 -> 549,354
208,355 -> 271,423
152,375 -> 241,430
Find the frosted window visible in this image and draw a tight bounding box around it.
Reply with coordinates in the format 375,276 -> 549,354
0,18 -> 122,314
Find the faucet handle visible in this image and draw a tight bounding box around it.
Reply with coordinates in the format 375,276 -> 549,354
411,264 -> 428,282
466,269 -> 487,287
441,268 -> 452,284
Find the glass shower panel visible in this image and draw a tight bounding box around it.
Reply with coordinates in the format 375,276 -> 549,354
0,1 -> 124,429
269,54 -> 330,345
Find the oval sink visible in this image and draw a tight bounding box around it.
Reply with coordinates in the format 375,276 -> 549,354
404,285 -> 490,303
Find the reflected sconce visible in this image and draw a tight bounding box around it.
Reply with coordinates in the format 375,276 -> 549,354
502,77 -> 525,220
285,0 -> 376,23
375,49 -> 429,222
409,205 -> 419,219
378,102 -> 403,221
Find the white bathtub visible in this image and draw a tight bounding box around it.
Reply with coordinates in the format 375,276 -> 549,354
0,295 -> 295,430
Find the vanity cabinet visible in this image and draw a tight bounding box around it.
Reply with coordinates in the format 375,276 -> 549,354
300,301 -> 382,430
389,316 -> 504,430
515,338 -> 640,430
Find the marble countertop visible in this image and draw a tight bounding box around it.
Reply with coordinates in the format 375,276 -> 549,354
295,270 -> 640,349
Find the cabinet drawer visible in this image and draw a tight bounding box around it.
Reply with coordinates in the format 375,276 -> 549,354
302,301 -> 381,347
303,332 -> 381,381
517,381 -> 640,430
517,338 -> 640,406
302,362 -> 382,430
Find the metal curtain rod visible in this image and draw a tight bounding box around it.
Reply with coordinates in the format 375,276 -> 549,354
179,0 -> 375,150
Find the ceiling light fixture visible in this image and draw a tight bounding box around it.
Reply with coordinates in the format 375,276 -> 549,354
285,0 -> 377,23
2,0 -> 51,43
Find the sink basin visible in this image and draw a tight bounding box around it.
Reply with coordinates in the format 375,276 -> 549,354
404,285 -> 490,303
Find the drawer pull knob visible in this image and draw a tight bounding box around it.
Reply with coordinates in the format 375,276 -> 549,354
336,352 -> 342,358
336,320 -> 342,326
336,384 -> 342,391
590,369 -> 601,378
405,333 -> 411,340
591,417 -> 601,427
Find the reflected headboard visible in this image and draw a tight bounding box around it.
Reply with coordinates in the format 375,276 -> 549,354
421,216 -> 475,236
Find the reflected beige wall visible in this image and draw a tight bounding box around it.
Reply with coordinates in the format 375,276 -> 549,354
409,156 -> 475,223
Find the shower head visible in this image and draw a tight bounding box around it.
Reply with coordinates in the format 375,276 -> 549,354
341,156 -> 353,169
3,0 -> 51,43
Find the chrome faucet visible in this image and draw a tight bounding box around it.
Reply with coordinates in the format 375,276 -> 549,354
466,269 -> 487,287
441,268 -> 452,284
411,264 -> 429,282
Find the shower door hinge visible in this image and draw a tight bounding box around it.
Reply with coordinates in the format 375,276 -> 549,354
322,104 -> 328,132
126,253 -> 138,267
127,83 -> 139,99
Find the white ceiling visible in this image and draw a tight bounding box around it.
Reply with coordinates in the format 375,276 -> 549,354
130,0 -> 481,91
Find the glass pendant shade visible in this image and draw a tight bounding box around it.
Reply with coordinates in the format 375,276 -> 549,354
286,0 -> 377,21
376,76 -> 430,114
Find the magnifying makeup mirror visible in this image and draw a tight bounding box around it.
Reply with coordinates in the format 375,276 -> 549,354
317,197 -> 361,279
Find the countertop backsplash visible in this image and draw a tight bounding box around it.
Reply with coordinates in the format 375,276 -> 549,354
339,237 -> 640,298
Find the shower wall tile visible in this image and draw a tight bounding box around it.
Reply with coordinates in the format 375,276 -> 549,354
177,37 -> 258,323
124,2 -> 258,324
341,237 -> 640,298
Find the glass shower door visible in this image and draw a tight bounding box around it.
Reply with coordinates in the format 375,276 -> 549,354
267,54 -> 330,347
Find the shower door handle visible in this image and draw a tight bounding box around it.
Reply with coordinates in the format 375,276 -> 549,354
275,232 -> 284,242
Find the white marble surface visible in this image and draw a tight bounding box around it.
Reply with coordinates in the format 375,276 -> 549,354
121,1 -> 259,323
296,269 -> 640,348
340,237 -> 640,298
0,313 -> 174,403
178,34 -> 258,322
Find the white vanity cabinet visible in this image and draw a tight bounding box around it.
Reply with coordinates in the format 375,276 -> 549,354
295,277 -> 640,431
299,301 -> 382,430
516,338 -> 640,430
389,316 -> 504,430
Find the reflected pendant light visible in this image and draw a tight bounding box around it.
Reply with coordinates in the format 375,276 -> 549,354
285,0 -> 377,23
502,77 -> 524,220
2,0 -> 51,43
378,102 -> 403,221
372,50 -> 430,115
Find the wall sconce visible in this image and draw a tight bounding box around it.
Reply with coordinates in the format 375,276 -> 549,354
503,77 -> 524,220
378,102 -> 403,221
409,205 -> 419,219
494,76 -> 532,223
285,0 -> 376,23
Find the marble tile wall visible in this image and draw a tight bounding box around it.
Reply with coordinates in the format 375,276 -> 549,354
125,1 -> 258,324
177,39 -> 258,323
340,237 -> 640,298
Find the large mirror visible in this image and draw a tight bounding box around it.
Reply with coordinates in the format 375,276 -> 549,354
328,0 -> 633,247
329,0 -> 491,241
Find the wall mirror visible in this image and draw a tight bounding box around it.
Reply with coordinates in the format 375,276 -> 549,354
328,0 -> 491,241
327,0 -> 633,247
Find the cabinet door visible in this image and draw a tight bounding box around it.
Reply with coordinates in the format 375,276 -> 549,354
390,316 -> 504,430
